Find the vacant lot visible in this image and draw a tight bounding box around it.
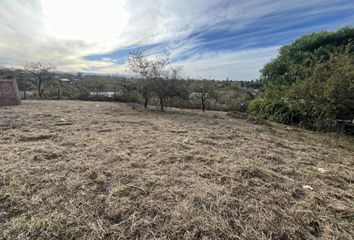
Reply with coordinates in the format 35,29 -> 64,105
0,100 -> 353,239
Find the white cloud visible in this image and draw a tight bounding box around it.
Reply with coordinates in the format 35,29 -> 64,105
0,0 -> 95,70
40,0 -> 129,51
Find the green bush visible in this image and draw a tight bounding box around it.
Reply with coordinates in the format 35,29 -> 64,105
250,27 -> 354,132
247,98 -> 303,124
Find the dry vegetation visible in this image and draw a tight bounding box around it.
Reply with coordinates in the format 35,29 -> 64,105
0,100 -> 353,239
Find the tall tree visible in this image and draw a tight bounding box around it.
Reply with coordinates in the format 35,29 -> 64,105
128,51 -> 168,108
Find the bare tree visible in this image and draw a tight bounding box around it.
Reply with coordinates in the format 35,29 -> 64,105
24,62 -> 56,98
155,66 -> 187,111
128,51 -> 168,109
191,79 -> 217,111
128,51 -> 187,111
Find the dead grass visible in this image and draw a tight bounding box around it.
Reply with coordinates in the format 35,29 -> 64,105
0,100 -> 353,239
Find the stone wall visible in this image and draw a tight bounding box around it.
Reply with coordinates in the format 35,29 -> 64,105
0,78 -> 21,106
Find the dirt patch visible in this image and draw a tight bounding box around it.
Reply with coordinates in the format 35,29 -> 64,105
226,111 -> 249,119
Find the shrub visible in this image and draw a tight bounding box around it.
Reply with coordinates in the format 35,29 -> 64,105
247,98 -> 303,124
251,27 -> 354,132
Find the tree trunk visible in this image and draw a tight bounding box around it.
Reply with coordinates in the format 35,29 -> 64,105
114,85 -> 117,100
202,98 -> 206,111
144,97 -> 148,108
38,81 -> 42,98
24,90 -> 27,100
57,89 -> 61,100
160,97 -> 164,112
202,94 -> 206,111
38,78 -> 42,98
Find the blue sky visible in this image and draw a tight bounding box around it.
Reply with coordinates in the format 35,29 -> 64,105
1,0 -> 354,80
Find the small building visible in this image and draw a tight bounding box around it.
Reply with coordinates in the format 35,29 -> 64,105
0,77 -> 21,106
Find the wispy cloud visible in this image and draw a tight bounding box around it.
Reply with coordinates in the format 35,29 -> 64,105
0,0 -> 353,79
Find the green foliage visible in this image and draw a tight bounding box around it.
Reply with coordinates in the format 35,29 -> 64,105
247,98 -> 303,124
286,52 -> 354,120
251,27 -> 354,131
261,27 -> 354,95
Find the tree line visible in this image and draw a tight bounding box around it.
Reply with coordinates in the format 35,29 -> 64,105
0,57 -> 258,112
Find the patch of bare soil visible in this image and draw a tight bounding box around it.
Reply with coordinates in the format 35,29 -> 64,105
0,100 -> 353,239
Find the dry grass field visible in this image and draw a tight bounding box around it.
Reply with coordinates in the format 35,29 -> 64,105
0,100 -> 353,239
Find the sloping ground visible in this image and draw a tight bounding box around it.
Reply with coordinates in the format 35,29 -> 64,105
0,100 -> 353,240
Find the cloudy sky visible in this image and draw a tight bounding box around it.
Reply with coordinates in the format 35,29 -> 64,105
1,0 -> 354,80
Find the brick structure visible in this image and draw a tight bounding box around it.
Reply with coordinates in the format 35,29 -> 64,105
0,78 -> 21,106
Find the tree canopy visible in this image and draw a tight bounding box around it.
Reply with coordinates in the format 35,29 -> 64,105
248,27 -> 354,130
